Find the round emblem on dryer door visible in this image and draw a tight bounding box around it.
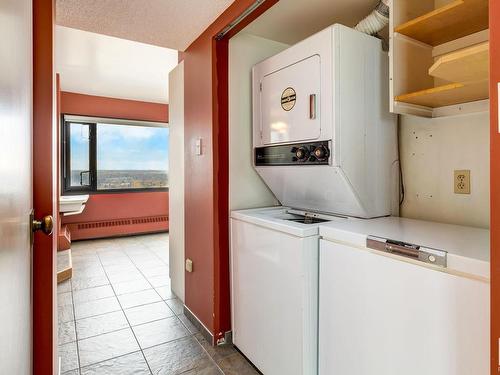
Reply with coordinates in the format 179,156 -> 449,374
281,87 -> 296,111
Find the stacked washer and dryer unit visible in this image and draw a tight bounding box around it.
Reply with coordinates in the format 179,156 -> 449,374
230,24 -> 397,375
231,22 -> 490,375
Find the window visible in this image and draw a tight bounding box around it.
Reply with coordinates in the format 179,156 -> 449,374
62,117 -> 169,194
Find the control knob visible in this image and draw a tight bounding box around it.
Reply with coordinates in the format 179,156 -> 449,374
313,145 -> 329,161
295,147 -> 309,161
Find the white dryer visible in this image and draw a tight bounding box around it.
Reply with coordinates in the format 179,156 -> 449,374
252,23 -> 398,219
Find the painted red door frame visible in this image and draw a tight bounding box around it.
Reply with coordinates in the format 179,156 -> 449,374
211,0 -> 278,342
182,0 -> 278,344
490,0 -> 499,372
33,0 -> 57,373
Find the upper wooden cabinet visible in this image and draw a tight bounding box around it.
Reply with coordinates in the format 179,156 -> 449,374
390,0 -> 489,117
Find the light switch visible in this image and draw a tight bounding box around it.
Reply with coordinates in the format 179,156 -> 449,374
195,138 -> 202,155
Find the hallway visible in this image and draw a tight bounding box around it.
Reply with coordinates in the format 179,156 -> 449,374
57,233 -> 257,375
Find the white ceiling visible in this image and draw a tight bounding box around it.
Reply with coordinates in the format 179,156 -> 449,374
56,0 -> 235,51
244,0 -> 382,45
55,26 -> 178,103
55,0 -> 384,103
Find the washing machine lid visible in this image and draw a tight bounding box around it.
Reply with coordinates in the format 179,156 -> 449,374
231,206 -> 347,238
319,217 -> 490,278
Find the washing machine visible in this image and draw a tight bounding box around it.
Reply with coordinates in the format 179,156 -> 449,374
231,207 -> 350,375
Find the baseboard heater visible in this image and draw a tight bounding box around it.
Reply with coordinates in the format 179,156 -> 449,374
76,215 -> 168,230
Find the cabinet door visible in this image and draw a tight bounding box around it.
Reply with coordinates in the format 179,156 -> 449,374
260,55 -> 321,144
319,239 -> 489,375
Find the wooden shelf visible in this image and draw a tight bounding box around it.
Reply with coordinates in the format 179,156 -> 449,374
395,80 -> 489,108
394,0 -> 488,46
429,42 -> 489,83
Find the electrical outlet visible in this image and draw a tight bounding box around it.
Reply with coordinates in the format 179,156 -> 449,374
454,170 -> 471,194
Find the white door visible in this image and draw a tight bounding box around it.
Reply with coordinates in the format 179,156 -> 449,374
0,0 -> 33,373
260,55 -> 321,145
168,62 -> 185,302
319,239 -> 489,375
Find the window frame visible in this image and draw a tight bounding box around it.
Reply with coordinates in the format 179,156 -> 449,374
61,116 -> 169,195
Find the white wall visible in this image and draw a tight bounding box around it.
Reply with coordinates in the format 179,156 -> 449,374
56,26 -> 178,103
399,111 -> 490,228
229,33 -> 288,210
168,62 -> 185,301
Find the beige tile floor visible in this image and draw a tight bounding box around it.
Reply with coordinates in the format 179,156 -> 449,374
57,233 -> 259,375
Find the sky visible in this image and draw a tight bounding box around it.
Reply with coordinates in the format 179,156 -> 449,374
70,123 -> 169,171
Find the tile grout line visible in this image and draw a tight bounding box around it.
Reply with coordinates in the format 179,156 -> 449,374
191,334 -> 227,374
118,239 -> 206,372
127,241 -> 226,374
69,278 -> 82,375
120,242 -> 178,318
96,243 -> 155,375
76,314 -> 180,343
69,235 -> 207,374
61,315 -> 197,358
119,240 -> 186,373
77,350 -> 146,373
125,241 -> 226,373
75,336 -> 206,373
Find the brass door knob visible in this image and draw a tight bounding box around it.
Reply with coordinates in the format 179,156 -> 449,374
32,215 -> 54,235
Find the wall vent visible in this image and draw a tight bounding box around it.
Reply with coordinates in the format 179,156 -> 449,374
77,215 -> 168,230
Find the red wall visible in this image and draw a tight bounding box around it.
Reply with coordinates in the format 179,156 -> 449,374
181,0 -> 277,341
62,192 -> 169,240
490,1 -> 499,372
60,92 -> 169,240
182,30 -> 216,335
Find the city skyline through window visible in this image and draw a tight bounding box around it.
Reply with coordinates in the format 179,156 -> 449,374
65,120 -> 169,193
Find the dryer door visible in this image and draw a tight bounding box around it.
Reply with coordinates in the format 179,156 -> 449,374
260,54 -> 321,145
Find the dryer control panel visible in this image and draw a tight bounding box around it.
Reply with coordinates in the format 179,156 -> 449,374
255,141 -> 330,166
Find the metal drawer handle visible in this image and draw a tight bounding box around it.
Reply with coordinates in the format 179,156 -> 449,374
385,243 -> 419,258
309,94 -> 316,119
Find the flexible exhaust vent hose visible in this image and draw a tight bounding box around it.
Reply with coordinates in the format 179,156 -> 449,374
355,0 -> 390,35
